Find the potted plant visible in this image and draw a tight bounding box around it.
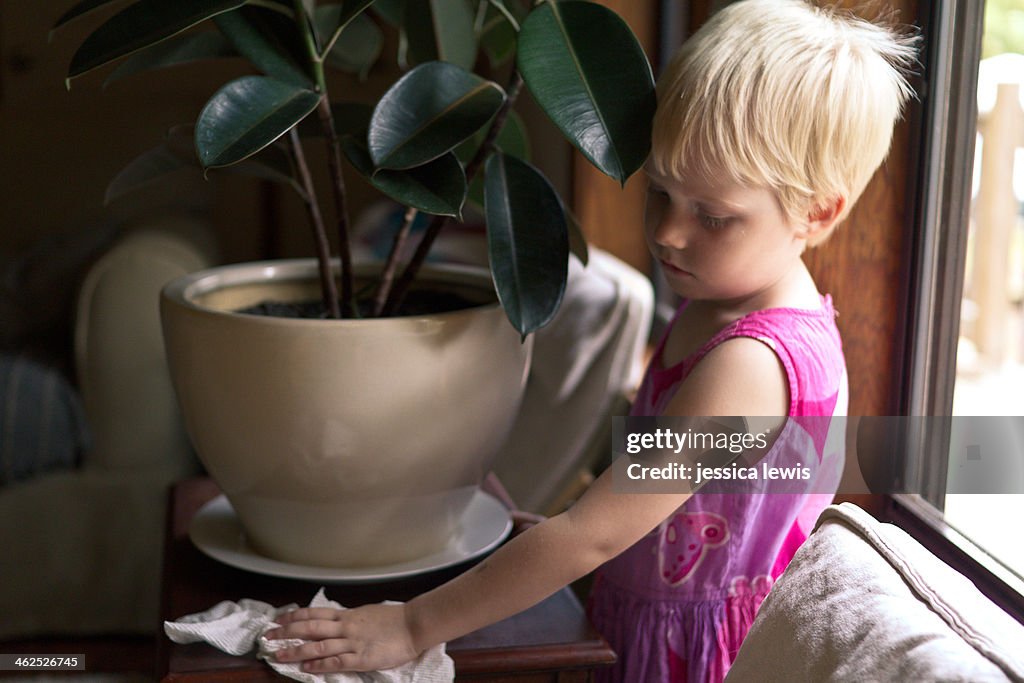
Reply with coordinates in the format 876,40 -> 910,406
55,0 -> 654,569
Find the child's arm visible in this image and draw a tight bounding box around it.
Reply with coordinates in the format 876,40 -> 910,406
267,336 -> 787,673
268,467 -> 694,672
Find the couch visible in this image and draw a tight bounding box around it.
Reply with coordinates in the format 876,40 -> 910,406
0,217 -> 216,638
727,502 -> 1024,682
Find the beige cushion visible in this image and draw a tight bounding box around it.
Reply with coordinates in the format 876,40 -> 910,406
726,503 -> 1024,682
75,218 -> 216,477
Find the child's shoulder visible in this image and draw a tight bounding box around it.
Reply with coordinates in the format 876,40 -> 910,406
662,295 -> 835,362
655,305 -> 790,417
660,327 -> 790,418
657,296 -> 841,419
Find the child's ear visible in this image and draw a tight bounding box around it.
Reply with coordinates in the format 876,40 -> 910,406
803,196 -> 846,240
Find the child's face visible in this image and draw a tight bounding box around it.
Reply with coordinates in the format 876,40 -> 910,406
644,167 -> 807,305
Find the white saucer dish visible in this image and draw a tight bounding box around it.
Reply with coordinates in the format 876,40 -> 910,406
189,490 -> 513,584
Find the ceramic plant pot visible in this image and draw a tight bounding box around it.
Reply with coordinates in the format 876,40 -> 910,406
160,260 -> 532,567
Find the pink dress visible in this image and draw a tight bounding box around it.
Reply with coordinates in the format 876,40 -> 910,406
587,296 -> 848,682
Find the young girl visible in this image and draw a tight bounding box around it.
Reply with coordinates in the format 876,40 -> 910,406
266,1 -> 918,680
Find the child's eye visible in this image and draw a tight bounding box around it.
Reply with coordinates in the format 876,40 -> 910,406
697,211 -> 732,230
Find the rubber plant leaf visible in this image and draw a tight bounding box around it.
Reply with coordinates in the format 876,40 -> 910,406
371,0 -> 410,70
561,195 -> 589,265
67,0 -> 247,80
516,0 -> 655,184
103,31 -> 236,87
195,75 -> 321,168
457,110 -> 529,210
321,13 -> 382,80
369,61 -> 505,170
215,6 -> 313,87
479,0 -> 526,67
229,154 -> 309,201
343,139 -> 467,219
455,109 -> 529,164
372,0 -> 404,27
106,125 -> 307,202
314,1 -> 376,55
405,0 -> 477,70
484,152 -> 568,337
104,143 -> 192,204
52,0 -> 124,31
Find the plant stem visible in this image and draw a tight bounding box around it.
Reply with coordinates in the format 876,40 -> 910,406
288,128 -> 341,319
467,71 -> 522,180
382,70 -> 525,316
293,0 -> 355,317
372,205 -> 418,317
317,96 -> 357,317
293,0 -> 326,90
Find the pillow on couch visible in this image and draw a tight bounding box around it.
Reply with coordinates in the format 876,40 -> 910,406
726,502 -> 1024,682
0,354 -> 89,486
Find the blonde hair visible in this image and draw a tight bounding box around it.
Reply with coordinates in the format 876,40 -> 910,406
651,0 -> 918,246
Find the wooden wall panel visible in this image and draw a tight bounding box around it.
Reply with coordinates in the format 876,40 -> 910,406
802,0 -> 920,418
804,117 -> 918,418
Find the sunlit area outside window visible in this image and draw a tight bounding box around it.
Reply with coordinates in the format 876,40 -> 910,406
947,0 -> 1024,579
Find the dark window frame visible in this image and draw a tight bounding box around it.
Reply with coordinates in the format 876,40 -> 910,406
895,0 -> 1024,625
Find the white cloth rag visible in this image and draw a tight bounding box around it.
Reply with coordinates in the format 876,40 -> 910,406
164,587 -> 455,682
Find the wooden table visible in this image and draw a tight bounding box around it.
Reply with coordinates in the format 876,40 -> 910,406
157,477 -> 615,681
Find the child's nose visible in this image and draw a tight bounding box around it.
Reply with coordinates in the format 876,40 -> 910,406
652,209 -> 690,250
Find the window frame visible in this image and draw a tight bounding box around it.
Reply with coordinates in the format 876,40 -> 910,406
887,495 -> 1024,622
897,0 -> 1024,624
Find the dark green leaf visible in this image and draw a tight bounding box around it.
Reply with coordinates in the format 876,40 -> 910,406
231,155 -> 307,200
344,139 -> 466,218
195,75 -> 321,168
215,6 -> 313,87
372,0 -> 404,27
517,0 -> 655,184
484,152 -> 568,336
103,31 -> 235,87
322,13 -> 382,79
104,143 -> 193,204
369,61 -> 505,170
314,0 -> 376,55
459,111 -> 529,209
479,0 -> 524,67
106,124 -> 306,202
456,109 -> 529,164
164,124 -> 201,159
67,0 -> 247,80
52,0 -> 124,31
562,198 -> 589,265
181,123 -> 308,196
405,0 -> 477,70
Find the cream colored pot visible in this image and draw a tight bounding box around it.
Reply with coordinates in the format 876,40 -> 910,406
161,260 -> 532,567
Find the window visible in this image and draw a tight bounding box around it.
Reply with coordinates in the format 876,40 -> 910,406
945,0 -> 1024,585
901,0 -> 1024,618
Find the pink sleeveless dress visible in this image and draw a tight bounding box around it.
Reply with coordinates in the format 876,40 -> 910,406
587,296 -> 848,683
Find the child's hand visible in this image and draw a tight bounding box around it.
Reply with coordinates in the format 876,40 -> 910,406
265,602 -> 420,673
